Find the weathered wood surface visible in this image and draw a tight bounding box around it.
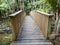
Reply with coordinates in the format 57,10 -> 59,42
9,10 -> 26,41
11,15 -> 53,45
30,10 -> 53,38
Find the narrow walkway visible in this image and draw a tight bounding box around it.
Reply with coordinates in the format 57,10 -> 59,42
11,15 -> 52,45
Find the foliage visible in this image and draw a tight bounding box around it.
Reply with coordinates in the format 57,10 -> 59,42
0,29 -> 4,33
35,0 -> 52,13
0,3 -> 9,11
0,34 -> 12,45
24,0 -> 32,14
58,0 -> 60,13
49,17 -> 55,34
0,42 -> 11,45
0,0 -> 2,4
47,0 -> 60,16
2,34 -> 12,42
0,32 -> 12,44
47,0 -> 57,12
24,0 -> 51,14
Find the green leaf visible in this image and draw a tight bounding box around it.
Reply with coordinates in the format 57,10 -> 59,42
0,3 -> 9,10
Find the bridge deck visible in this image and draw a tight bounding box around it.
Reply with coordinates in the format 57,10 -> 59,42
11,15 -> 52,45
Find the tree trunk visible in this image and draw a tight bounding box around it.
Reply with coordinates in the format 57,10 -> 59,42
0,11 -> 2,21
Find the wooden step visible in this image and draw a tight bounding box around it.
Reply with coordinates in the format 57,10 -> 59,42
11,42 -> 53,45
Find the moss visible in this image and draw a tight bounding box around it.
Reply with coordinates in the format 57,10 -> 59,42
0,29 -> 5,34
0,42 -> 11,45
0,34 -> 12,45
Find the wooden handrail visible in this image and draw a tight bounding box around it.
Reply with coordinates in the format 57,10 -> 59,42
9,10 -> 22,17
30,10 -> 53,39
9,10 -> 26,41
35,10 -> 53,16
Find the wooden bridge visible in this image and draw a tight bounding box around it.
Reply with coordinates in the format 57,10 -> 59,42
9,10 -> 53,45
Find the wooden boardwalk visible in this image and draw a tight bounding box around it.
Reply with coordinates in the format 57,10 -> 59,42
11,15 -> 53,45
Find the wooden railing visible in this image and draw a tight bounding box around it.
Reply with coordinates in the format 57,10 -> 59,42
9,10 -> 26,41
30,10 -> 53,39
